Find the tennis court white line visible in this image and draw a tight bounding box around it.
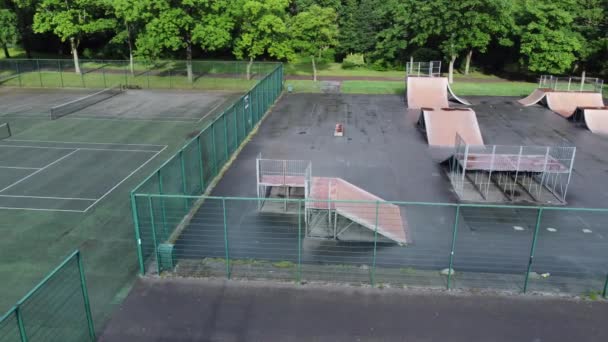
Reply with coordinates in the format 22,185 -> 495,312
63,116 -> 199,123
83,145 -> 168,212
0,144 -> 163,153
8,139 -> 166,147
197,100 -> 226,123
0,149 -> 80,193
0,166 -> 41,170
0,194 -> 96,201
0,206 -> 85,213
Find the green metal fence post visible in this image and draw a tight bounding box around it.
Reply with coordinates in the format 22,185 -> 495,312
446,205 -> 461,290
36,60 -> 42,87
16,306 -> 27,342
102,65 -> 107,88
124,63 -> 128,86
15,61 -> 22,87
157,170 -> 168,236
147,196 -> 161,275
222,198 -> 231,279
76,251 -> 96,341
130,192 -> 146,275
523,208 -> 544,293
223,114 -> 229,158
602,273 -> 608,298
179,150 -> 188,209
371,201 -> 379,287
211,123 -> 218,176
58,60 -> 64,88
234,107 -> 239,146
297,200 -> 302,284
197,136 -> 205,191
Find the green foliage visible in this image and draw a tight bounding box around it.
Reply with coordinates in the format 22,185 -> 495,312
341,53 -> 365,69
135,0 -> 233,60
289,5 -> 338,58
33,0 -> 115,43
518,0 -> 583,73
0,8 -> 19,48
411,48 -> 441,63
232,0 -> 293,62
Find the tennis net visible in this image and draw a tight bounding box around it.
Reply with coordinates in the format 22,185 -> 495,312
0,122 -> 11,140
50,85 -> 124,120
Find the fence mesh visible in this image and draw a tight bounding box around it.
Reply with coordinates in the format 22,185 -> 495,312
0,250 -> 95,342
131,63 -> 283,270
0,122 -> 11,140
0,59 -> 279,92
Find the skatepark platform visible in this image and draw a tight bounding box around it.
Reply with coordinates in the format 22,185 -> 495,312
445,134 -> 576,205
418,108 -> 484,147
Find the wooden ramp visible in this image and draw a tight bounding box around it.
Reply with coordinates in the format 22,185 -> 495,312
308,177 -> 408,244
420,108 -> 484,147
407,77 -> 470,109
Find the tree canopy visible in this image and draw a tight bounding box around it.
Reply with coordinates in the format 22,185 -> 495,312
0,0 -> 605,78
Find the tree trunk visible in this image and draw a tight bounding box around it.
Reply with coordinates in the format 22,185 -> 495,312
312,56 -> 317,82
186,41 -> 193,83
70,37 -> 81,74
2,43 -> 10,58
464,50 -> 472,75
246,57 -> 253,80
126,22 -> 134,76
448,54 -> 456,84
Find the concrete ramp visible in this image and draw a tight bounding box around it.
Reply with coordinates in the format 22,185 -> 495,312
546,92 -> 604,118
420,108 -> 484,147
580,107 -> 608,135
518,88 -> 550,106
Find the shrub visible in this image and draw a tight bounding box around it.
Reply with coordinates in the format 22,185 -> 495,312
342,53 -> 366,69
410,48 -> 441,63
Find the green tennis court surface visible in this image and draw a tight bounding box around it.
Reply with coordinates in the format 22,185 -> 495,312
0,87 -> 241,330
0,87 -> 239,122
0,140 -> 165,211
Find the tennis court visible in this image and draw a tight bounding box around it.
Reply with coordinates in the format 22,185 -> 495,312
0,87 -> 238,122
0,139 -> 166,211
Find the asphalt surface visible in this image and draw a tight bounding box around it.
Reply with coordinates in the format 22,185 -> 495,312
164,93 -> 608,294
100,277 -> 608,342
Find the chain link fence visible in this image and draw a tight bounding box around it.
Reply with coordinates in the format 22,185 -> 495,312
0,250 -> 95,341
131,195 -> 608,298
0,59 -> 279,92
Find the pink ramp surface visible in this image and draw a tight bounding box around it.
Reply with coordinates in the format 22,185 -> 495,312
407,77 -> 449,109
582,107 -> 608,135
422,108 -> 484,147
518,88 -> 550,106
308,177 -> 408,244
546,92 -> 605,118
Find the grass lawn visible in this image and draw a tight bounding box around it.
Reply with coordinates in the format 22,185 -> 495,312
286,79 -> 537,96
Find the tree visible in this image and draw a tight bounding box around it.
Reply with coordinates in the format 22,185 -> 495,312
337,0 -> 382,57
518,0 -> 583,74
2,0 -> 38,59
371,0 -> 412,68
289,5 -> 339,81
33,0 -> 115,73
408,0 -> 513,82
570,0 -> 608,75
135,0 -> 234,82
0,8 -> 18,58
232,0 -> 293,79
111,0 -> 149,75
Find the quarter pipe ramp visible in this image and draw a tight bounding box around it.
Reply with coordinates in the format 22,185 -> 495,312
419,108 -> 484,147
407,76 -> 471,109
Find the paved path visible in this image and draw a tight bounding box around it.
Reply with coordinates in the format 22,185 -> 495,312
100,278 -> 608,342
285,75 -> 510,82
